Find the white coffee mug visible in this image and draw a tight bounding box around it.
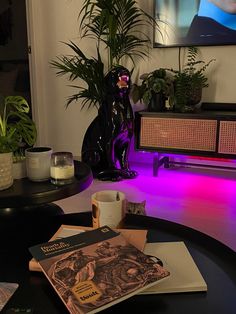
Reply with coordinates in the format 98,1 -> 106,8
25,147 -> 52,182
91,190 -> 126,228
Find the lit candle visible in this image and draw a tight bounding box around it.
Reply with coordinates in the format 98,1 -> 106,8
50,152 -> 75,185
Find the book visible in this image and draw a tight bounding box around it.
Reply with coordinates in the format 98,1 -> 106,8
140,242 -> 207,294
29,226 -> 170,314
29,225 -> 147,272
0,282 -> 19,311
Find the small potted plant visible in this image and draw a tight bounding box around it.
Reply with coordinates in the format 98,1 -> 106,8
168,46 -> 216,112
0,95 -> 37,189
131,68 -> 175,112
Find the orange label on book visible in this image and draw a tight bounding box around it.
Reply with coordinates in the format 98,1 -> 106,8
71,280 -> 102,304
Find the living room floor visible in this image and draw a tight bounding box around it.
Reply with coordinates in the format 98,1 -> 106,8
55,162 -> 236,252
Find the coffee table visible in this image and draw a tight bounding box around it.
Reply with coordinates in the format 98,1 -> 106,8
1,212 -> 236,314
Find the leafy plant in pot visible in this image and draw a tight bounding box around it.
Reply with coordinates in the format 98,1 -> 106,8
131,68 -> 175,112
168,46 -> 216,113
0,95 -> 37,189
51,0 -> 158,180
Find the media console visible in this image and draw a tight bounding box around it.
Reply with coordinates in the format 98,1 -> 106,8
135,109 -> 236,175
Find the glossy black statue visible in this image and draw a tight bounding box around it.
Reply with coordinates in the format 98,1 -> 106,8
81,66 -> 138,181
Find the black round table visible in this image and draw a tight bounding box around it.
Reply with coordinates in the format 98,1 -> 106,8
0,161 -> 93,249
0,160 -> 93,217
0,212 -> 236,314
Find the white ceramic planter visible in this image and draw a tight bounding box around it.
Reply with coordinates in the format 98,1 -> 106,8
0,152 -> 13,190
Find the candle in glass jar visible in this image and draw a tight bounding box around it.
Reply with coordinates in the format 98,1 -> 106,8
50,152 -> 75,185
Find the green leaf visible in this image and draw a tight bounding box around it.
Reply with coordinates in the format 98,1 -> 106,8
5,96 -> 30,113
0,96 -> 37,153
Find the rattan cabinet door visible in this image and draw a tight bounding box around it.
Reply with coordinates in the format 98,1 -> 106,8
140,117 -> 217,152
218,121 -> 236,154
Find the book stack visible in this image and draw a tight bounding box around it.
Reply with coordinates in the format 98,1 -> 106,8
29,225 -> 207,314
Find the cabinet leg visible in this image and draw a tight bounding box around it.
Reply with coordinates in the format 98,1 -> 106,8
153,154 -> 170,176
163,156 -> 170,168
153,153 -> 159,177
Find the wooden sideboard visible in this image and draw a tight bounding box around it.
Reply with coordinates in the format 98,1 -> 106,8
135,110 -> 236,175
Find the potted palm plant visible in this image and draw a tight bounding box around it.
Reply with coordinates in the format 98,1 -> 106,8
0,95 -> 37,189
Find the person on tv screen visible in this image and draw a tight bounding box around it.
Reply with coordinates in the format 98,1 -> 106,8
186,0 -> 236,45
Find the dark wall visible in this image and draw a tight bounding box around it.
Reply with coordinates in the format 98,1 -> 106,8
0,0 -> 28,60
0,0 -> 30,102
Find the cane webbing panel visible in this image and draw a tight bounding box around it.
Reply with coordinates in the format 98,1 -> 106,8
218,121 -> 236,154
140,117 -> 217,151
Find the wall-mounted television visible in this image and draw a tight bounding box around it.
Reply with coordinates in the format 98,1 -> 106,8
154,0 -> 236,47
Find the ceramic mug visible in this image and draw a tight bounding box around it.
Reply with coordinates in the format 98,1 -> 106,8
91,190 -> 126,228
25,147 -> 52,182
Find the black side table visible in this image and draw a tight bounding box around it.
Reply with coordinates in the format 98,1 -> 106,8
0,160 -> 92,214
0,161 -> 93,248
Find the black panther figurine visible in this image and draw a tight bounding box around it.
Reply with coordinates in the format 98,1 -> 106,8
81,66 -> 138,181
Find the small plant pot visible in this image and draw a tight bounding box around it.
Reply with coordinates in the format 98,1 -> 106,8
25,147 -> 52,182
187,87 -> 202,107
148,92 -> 166,112
174,87 -> 202,113
0,152 -> 13,190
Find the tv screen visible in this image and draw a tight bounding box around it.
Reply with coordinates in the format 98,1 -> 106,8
154,0 -> 236,47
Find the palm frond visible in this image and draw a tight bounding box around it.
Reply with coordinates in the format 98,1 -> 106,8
51,44 -> 106,107
78,0 -> 154,67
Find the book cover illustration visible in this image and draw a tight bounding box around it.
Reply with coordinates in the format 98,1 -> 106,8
0,282 -> 19,311
29,226 -> 169,314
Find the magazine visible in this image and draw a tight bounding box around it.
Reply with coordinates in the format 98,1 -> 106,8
29,226 -> 170,314
29,225 -> 147,272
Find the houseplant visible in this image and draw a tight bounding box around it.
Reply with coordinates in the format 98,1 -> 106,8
169,46 -> 216,112
50,0 -> 158,180
0,95 -> 37,189
131,68 -> 175,112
